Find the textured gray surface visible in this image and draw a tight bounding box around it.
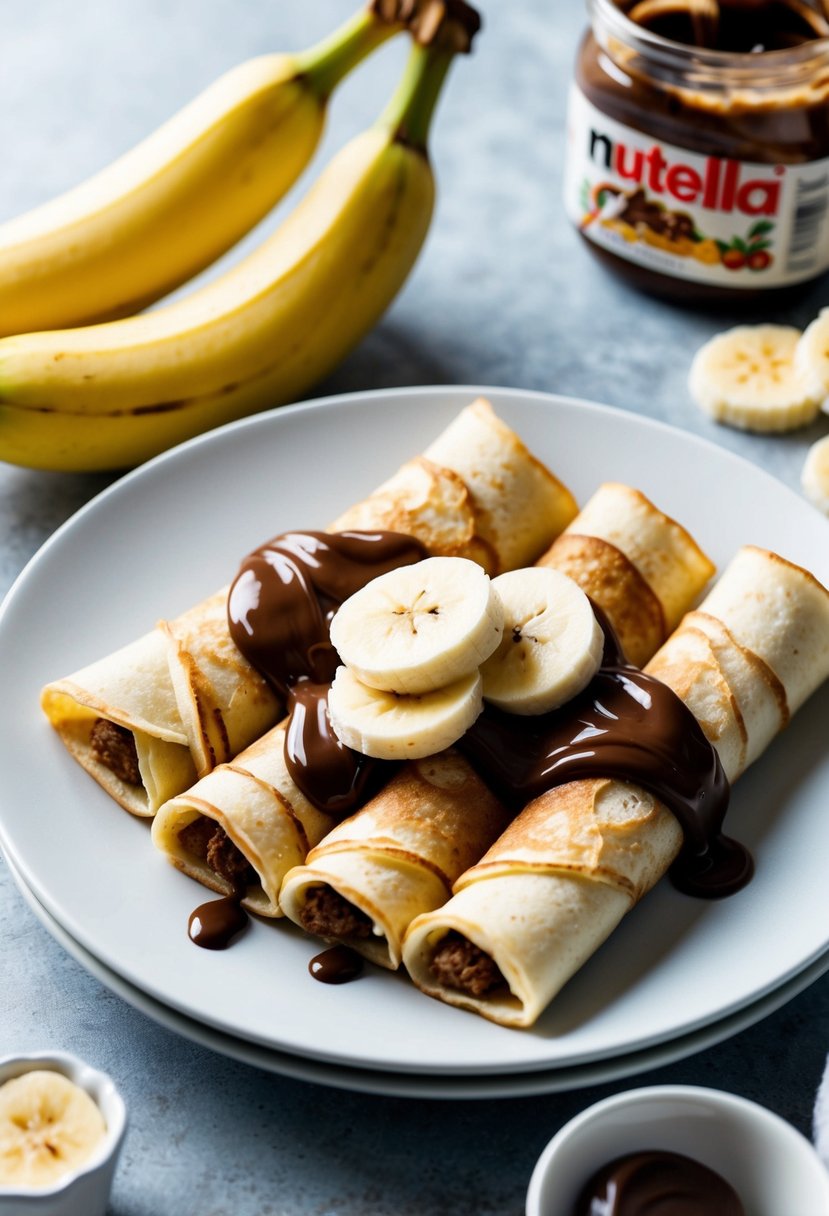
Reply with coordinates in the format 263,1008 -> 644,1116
1,2 -> 828,1213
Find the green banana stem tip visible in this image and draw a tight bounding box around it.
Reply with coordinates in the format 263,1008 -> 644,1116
378,40 -> 456,152
296,6 -> 400,99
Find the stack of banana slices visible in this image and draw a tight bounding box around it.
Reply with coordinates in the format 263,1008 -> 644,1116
328,557 -> 603,759
689,314 -> 829,517
0,0 -> 480,473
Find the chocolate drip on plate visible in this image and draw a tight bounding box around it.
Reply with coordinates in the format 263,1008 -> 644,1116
188,895 -> 249,950
309,945 -> 364,984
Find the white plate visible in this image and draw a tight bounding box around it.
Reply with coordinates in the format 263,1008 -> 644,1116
7,849 -> 829,1099
2,386 -> 829,1077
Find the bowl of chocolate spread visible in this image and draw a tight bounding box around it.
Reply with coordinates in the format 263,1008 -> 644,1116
564,0 -> 829,304
525,1084 -> 829,1216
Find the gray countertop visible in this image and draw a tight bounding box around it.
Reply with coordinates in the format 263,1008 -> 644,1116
2,2 -> 828,1213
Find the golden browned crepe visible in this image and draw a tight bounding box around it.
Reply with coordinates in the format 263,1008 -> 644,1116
40,600 -> 278,818
150,726 -> 334,916
538,482 -> 715,666
331,397 -> 578,574
279,752 -> 510,965
402,547 -> 829,1027
150,403 -> 579,900
276,483 -> 715,962
43,398 -> 577,818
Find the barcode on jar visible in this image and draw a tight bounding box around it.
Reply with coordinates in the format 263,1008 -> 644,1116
787,174 -> 829,276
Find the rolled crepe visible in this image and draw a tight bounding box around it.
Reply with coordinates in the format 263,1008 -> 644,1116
277,484 -> 715,962
43,397 -> 576,818
40,594 -> 278,818
279,751 -> 510,966
151,403 -> 578,903
537,482 -> 715,666
402,546 -> 829,1027
332,398 -> 578,574
150,726 -> 334,916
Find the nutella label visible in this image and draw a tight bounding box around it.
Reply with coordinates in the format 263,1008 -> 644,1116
565,84 -> 829,288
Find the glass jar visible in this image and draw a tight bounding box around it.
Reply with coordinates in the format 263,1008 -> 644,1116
564,0 -> 829,303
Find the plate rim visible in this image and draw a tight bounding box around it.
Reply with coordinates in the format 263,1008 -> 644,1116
1,381 -> 819,620
2,383 -> 829,1077
6,849 -> 829,1100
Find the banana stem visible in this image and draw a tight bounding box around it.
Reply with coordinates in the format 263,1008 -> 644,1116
378,42 -> 455,152
296,7 -> 399,99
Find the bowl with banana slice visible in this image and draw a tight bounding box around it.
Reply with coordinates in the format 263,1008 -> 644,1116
0,1051 -> 126,1215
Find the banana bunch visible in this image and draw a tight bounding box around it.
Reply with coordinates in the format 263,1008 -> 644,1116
0,0 -> 481,472
0,6 -> 401,339
328,559 -> 604,758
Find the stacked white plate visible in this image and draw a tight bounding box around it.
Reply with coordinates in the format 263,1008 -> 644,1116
2,387 -> 828,1098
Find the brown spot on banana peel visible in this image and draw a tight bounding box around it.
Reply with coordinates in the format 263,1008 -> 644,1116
0,400 -> 188,416
353,156 -> 418,278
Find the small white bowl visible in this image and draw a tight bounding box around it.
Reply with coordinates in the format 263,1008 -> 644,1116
0,1051 -> 126,1216
526,1084 -> 829,1216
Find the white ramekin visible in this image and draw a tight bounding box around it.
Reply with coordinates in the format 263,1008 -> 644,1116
0,1051 -> 126,1216
526,1084 -> 829,1216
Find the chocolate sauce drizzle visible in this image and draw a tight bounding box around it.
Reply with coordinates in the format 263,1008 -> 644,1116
228,530 -> 427,816
197,535 -> 750,965
183,531 -> 425,953
457,607 -> 752,899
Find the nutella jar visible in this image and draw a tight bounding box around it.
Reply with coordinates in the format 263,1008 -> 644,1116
565,0 -> 829,302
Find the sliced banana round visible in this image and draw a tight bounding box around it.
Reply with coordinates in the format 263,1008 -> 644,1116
328,665 -> 483,760
795,308 -> 829,409
802,434 -> 829,515
329,556 -> 504,695
0,1070 -> 107,1188
480,567 -> 604,715
689,324 -> 821,433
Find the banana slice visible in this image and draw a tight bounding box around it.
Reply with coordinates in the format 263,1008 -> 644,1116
328,665 -> 483,760
689,324 -> 821,432
0,1070 -> 106,1188
480,567 -> 603,715
795,309 -> 829,410
802,434 -> 829,515
329,556 -> 503,695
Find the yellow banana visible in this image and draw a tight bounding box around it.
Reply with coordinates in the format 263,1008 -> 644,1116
0,25 -> 478,473
0,5 -> 401,338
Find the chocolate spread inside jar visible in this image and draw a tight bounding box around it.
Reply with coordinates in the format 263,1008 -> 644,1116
566,0 -> 829,303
